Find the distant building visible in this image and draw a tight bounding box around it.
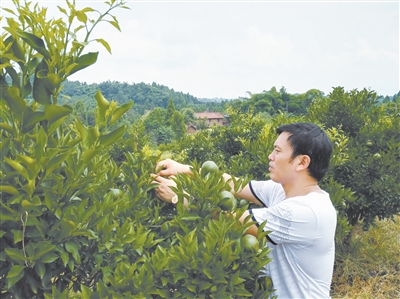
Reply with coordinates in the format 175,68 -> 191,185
187,112 -> 229,133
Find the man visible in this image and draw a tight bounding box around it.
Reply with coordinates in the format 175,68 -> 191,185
152,122 -> 337,299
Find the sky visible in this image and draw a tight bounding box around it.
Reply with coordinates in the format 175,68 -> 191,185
2,0 -> 399,99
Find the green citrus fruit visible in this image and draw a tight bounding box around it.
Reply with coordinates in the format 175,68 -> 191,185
201,160 -> 219,176
218,190 -> 237,211
373,153 -> 381,159
242,234 -> 259,252
239,199 -> 248,207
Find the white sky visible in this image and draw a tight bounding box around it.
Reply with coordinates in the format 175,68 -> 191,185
2,0 -> 399,99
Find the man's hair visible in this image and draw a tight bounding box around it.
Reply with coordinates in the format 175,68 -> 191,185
276,122 -> 332,182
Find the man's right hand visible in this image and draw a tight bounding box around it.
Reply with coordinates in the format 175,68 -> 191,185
156,159 -> 192,177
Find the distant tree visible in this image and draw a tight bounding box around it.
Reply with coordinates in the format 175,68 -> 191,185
170,110 -> 186,139
181,107 -> 195,124
308,87 -> 400,230
152,126 -> 175,145
195,117 -> 208,130
165,98 -> 176,126
143,107 -> 166,131
308,87 -> 381,137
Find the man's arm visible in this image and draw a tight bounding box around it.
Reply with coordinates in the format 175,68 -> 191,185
222,173 -> 263,206
238,210 -> 259,237
156,159 -> 264,206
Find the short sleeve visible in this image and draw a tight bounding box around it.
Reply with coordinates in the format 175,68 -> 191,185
250,201 -> 317,246
249,180 -> 285,207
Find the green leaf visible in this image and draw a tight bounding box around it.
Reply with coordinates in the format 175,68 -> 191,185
36,71 -> 62,91
94,90 -> 110,121
40,252 -> 59,263
16,31 -> 50,59
22,110 -> 46,132
0,122 -> 14,135
203,268 -> 213,279
82,148 -> 98,164
5,248 -> 25,264
21,197 -> 41,209
69,52 -> 98,75
44,105 -> 72,124
25,273 -> 39,294
108,20 -> 121,31
99,125 -> 125,147
0,185 -> 19,195
34,262 -> 45,279
21,78 -> 32,98
32,62 -> 52,105
0,137 -> 11,159
65,63 -> 79,76
46,152 -> 72,176
57,6 -> 68,15
6,265 -> 25,288
16,154 -> 39,174
65,241 -> 80,262
11,229 -> 22,244
181,215 -> 201,221
95,38 -> 112,54
81,285 -> 93,299
10,38 -> 25,62
5,66 -> 20,87
60,249 -> 69,266
76,10 -> 88,23
1,83 -> 27,115
0,203 -> 17,221
4,157 -> 29,180
110,101 -> 133,126
35,126 -> 47,161
75,117 -> 87,142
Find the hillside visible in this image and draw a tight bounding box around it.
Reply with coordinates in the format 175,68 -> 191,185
59,80 -> 225,114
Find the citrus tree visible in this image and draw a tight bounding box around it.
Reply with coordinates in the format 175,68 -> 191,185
1,1 -> 274,298
308,87 -> 400,231
0,0 -> 131,297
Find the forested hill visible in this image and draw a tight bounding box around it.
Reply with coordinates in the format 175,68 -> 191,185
60,80 -> 221,114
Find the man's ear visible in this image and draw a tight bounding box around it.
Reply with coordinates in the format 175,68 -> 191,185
296,155 -> 311,171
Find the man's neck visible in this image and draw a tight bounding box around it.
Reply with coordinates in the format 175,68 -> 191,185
282,177 -> 322,199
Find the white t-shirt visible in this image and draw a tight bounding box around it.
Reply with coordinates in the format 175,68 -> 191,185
249,180 -> 337,299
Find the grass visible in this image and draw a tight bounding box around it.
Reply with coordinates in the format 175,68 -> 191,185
331,215 -> 400,299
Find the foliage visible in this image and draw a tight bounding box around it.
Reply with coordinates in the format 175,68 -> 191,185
0,0 -> 129,297
59,80 -> 220,116
167,110 -> 304,180
0,1 -> 274,298
227,86 -> 322,116
2,1 -> 399,298
90,161 -> 275,298
308,87 -> 400,230
142,100 -> 186,146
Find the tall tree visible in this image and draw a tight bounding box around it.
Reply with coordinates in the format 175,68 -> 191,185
170,110 -> 186,139
165,98 -> 176,126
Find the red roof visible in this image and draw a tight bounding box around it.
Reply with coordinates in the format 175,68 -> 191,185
194,112 -> 224,119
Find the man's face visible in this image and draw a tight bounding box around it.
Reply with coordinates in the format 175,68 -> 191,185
268,132 -> 298,184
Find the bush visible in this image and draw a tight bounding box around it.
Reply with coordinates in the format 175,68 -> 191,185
0,1 -> 274,298
308,87 -> 400,230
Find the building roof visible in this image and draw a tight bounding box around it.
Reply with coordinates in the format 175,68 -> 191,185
194,112 -> 225,119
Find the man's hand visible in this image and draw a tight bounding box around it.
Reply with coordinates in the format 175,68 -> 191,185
156,159 -> 192,177
151,174 -> 178,203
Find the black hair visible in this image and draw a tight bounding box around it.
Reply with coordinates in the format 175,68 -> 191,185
276,122 -> 332,181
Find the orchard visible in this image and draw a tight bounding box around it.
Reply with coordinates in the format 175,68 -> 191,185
1,0 -> 399,298
0,1 -> 272,298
